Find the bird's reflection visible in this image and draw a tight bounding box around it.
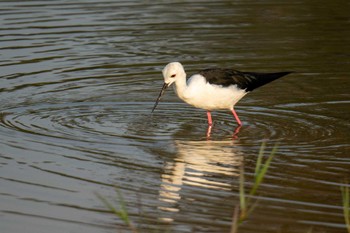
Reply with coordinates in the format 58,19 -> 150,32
158,139 -> 243,221
206,124 -> 242,139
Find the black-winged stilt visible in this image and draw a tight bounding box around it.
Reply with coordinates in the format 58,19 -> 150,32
152,62 -> 291,127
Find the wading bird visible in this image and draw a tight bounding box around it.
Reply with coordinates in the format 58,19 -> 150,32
152,62 -> 291,136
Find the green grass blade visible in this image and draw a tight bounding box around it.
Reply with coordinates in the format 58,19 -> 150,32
239,164 -> 246,219
255,141 -> 266,179
246,199 -> 259,217
117,188 -> 131,224
232,142 -> 278,231
95,190 -> 138,233
341,184 -> 350,233
249,144 -> 278,196
95,192 -> 120,216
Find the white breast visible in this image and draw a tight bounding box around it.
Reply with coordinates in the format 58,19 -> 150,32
175,74 -> 248,111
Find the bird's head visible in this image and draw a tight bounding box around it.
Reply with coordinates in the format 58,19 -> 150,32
162,62 -> 185,86
152,62 -> 186,112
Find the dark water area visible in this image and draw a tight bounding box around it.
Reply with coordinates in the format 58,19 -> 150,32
0,1 -> 349,233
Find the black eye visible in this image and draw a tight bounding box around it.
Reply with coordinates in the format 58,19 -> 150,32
170,74 -> 176,78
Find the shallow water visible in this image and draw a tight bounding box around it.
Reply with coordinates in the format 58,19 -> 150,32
1,1 -> 350,233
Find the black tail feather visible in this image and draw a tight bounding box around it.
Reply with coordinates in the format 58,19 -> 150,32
242,71 -> 293,91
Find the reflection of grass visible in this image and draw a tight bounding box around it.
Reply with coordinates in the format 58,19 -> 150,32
95,188 -> 138,233
341,182 -> 350,233
231,142 -> 278,233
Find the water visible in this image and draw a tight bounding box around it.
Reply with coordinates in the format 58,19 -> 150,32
1,1 -> 349,233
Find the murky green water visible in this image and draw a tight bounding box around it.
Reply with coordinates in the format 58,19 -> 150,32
1,1 -> 349,233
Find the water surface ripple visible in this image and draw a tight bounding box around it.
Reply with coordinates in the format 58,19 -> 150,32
1,1 -> 349,233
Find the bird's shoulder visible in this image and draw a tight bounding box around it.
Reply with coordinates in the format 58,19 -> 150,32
198,68 -> 256,89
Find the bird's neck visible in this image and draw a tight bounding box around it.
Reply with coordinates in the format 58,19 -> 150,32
173,75 -> 187,99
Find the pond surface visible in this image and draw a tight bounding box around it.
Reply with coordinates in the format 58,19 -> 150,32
1,1 -> 349,233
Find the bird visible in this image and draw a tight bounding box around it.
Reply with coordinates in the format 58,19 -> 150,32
152,62 -> 292,127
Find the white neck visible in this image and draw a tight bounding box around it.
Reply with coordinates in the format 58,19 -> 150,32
173,73 -> 188,100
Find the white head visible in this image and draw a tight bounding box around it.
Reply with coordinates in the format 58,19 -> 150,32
152,62 -> 186,112
162,62 -> 186,86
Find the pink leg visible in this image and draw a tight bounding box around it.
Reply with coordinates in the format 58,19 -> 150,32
231,109 -> 242,126
207,111 -> 213,126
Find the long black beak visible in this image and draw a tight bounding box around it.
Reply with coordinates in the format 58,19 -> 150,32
151,82 -> 169,113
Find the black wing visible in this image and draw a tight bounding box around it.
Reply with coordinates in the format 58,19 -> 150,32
199,68 -> 292,92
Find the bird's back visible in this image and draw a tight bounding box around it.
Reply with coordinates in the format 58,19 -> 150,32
199,68 -> 292,92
